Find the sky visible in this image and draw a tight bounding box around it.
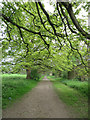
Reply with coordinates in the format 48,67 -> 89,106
43,0 -> 55,13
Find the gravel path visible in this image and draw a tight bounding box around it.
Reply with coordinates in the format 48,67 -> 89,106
3,76 -> 72,118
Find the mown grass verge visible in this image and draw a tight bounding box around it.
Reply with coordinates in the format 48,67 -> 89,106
2,74 -> 41,109
48,76 -> 88,96
61,80 -> 88,96
48,76 -> 88,118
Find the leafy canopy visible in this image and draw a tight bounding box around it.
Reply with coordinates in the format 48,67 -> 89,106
0,1 -> 89,76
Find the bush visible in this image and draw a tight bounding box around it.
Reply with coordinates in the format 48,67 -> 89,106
30,69 -> 40,81
61,71 -> 68,79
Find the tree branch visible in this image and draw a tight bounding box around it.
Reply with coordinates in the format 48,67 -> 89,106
38,2 -> 57,35
61,2 -> 90,39
36,2 -> 54,35
2,14 -> 40,35
57,3 -> 87,70
18,28 -> 29,56
58,3 -> 77,34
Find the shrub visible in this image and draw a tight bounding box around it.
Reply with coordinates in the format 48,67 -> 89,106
61,71 -> 68,79
30,69 -> 40,81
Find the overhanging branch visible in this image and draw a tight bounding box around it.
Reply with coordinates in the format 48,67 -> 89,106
61,2 -> 90,39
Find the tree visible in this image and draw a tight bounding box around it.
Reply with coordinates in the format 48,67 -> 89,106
0,1 -> 89,79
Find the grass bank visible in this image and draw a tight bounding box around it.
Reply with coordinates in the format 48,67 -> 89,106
61,79 -> 88,96
2,74 -> 41,109
48,76 -> 88,118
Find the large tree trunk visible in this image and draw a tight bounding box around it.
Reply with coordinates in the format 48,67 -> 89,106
26,69 -> 31,79
58,71 -> 61,77
68,70 -> 76,79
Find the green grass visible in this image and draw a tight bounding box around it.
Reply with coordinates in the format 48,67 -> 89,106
48,76 -> 88,96
48,76 -> 88,118
2,74 -> 40,109
61,80 -> 88,96
47,76 -> 62,82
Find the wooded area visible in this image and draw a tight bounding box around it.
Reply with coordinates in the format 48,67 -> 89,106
0,1 -> 89,80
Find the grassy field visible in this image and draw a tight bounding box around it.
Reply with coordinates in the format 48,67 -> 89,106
2,74 -> 42,109
48,76 -> 88,118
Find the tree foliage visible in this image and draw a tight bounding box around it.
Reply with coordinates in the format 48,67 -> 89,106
0,1 -> 89,79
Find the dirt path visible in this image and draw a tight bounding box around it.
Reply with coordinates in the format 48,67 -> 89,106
3,76 -> 72,118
